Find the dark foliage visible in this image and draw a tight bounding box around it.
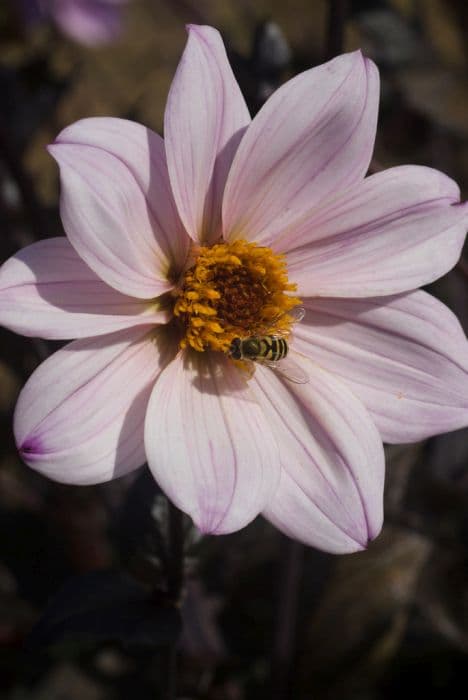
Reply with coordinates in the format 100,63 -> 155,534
1,1 -> 468,699
27,570 -> 181,652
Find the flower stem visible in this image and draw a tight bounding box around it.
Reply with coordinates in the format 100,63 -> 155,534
166,500 -> 185,603
164,500 -> 185,700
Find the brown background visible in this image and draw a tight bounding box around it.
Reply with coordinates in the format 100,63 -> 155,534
1,1 -> 468,698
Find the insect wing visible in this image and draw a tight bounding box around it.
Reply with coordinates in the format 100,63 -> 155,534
258,305 -> 306,336
262,356 -> 309,384
236,359 -> 256,380
287,305 -> 306,324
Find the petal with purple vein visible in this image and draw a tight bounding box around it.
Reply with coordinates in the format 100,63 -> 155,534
286,166 -> 467,297
145,351 -> 280,534
293,291 -> 468,443
15,326 -> 177,484
250,356 -> 384,553
223,51 -> 379,245
0,238 -> 168,339
49,142 -> 175,299
54,117 -> 189,272
164,25 -> 250,244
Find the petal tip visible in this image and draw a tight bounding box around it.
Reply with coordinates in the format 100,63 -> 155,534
193,504 -> 257,537
185,23 -> 213,34
18,435 -> 44,464
346,529 -> 373,553
341,526 -> 378,554
185,24 -> 221,49
193,510 -> 229,536
343,48 -> 365,65
47,143 -> 64,163
364,54 -> 377,70
458,201 -> 468,221
366,515 -> 383,547
353,529 -> 382,554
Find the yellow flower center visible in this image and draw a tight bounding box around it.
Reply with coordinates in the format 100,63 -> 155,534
174,239 -> 300,353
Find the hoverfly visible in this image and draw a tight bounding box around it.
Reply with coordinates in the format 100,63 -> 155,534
227,306 -> 309,384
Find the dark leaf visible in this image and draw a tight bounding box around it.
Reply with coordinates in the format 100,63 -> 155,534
27,570 -> 181,653
297,526 -> 432,698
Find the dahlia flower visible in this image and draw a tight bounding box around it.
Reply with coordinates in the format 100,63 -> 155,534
2,25 -> 468,553
18,0 -> 128,46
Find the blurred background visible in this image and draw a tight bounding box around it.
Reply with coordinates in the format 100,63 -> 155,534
1,0 -> 468,698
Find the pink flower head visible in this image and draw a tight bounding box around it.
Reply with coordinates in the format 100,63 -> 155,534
2,25 -> 468,554
18,0 -> 128,46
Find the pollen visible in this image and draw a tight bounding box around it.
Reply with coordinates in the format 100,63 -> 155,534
174,239 -> 300,353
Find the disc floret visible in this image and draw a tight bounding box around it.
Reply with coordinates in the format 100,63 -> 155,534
174,239 -> 300,353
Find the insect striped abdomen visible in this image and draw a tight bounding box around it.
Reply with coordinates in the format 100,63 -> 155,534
258,336 -> 288,361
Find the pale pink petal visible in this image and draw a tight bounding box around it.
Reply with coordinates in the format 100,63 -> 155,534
164,25 -> 250,244
54,117 -> 189,273
0,238 -> 168,339
14,326 -> 177,484
51,0 -> 126,46
286,166 -> 468,297
223,51 -> 379,244
293,292 -> 468,443
145,351 -> 280,534
250,356 -> 384,553
278,164 -> 461,251
48,138 -> 175,299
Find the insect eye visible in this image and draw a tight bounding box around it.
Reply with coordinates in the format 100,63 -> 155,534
229,338 -> 242,359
